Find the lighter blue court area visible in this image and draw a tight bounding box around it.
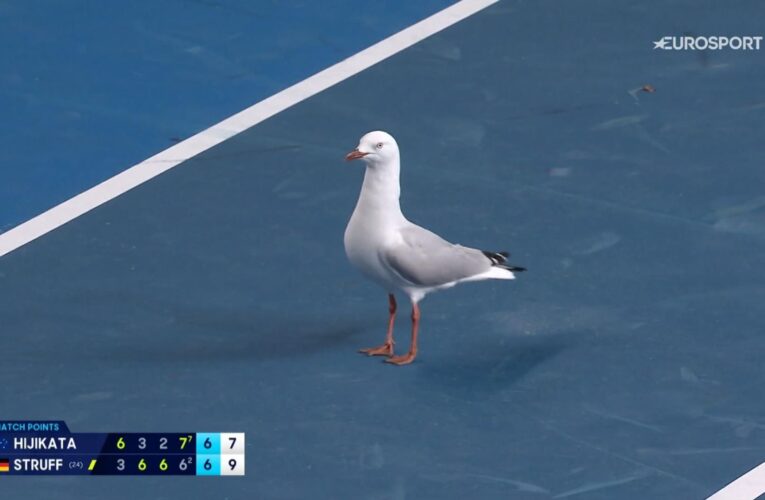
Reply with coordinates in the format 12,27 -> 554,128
0,0 -> 452,232
2,1 -> 765,499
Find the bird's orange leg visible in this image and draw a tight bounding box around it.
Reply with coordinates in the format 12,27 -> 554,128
385,302 -> 419,365
359,294 -> 397,356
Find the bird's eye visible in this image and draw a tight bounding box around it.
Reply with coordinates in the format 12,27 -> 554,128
375,142 -> 384,149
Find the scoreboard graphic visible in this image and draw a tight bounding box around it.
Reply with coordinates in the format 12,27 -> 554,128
0,421 -> 244,476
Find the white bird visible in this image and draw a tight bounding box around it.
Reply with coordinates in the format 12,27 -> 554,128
343,131 -> 525,365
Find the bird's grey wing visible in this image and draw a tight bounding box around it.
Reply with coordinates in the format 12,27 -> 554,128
382,224 -> 491,287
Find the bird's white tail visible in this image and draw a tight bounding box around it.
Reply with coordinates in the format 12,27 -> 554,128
460,266 -> 517,283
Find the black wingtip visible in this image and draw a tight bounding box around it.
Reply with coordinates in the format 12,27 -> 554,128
483,250 -> 526,272
482,250 -> 509,265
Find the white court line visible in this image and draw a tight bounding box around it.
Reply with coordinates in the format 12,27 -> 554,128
0,0 -> 498,258
707,462 -> 765,500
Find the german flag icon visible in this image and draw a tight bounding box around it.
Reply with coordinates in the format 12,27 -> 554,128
0,459 -> 9,472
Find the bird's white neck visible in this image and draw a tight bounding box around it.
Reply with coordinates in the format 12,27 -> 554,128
353,158 -> 405,224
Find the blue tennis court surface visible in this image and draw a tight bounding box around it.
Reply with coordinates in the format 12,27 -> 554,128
2,1 -> 765,498
0,0 -> 452,232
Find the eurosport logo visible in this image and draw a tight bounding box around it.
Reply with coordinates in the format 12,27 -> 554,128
653,36 -> 763,51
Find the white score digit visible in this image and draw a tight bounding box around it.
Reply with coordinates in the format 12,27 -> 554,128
221,454 -> 245,476
220,433 -> 245,454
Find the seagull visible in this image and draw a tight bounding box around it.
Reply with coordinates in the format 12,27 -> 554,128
343,131 -> 525,365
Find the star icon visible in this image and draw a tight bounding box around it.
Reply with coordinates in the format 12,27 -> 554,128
653,38 -> 668,50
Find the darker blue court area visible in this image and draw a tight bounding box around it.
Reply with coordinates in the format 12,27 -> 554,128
0,0 -> 452,232
2,1 -> 765,499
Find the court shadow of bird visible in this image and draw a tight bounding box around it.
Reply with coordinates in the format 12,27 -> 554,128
417,332 -> 577,396
106,307 -> 372,363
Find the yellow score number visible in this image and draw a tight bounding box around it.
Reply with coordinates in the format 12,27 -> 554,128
132,458 -> 170,472
179,435 -> 193,450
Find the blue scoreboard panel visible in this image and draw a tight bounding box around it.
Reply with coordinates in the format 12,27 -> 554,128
0,421 -> 244,476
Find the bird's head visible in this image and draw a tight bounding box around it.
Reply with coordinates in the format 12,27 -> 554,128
345,131 -> 399,166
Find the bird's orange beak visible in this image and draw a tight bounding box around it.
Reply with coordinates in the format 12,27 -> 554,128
345,149 -> 368,161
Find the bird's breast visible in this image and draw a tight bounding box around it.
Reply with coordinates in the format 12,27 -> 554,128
344,210 -> 400,289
